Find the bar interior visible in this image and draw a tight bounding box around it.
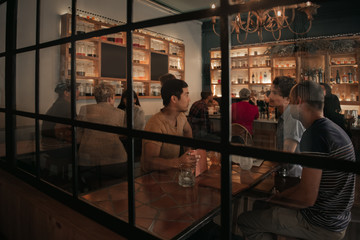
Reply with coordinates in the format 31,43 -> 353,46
0,0 -> 360,239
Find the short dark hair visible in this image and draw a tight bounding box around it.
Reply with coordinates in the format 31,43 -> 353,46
319,83 -> 332,96
272,76 -> 297,98
290,80 -> 324,111
201,91 -> 212,100
159,73 -> 176,86
161,79 -> 188,106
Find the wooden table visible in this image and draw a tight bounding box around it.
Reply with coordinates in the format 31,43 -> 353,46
80,161 -> 278,239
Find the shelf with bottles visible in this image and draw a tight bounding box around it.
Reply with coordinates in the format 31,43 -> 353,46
210,59 -> 222,70
133,49 -> 149,65
67,59 -> 99,79
330,54 -> 357,66
100,32 -> 126,46
150,37 -> 168,54
231,58 -> 249,69
331,83 -> 359,103
211,70 -> 222,85
249,57 -> 271,68
169,56 -> 184,71
211,50 -> 222,59
248,46 -> 268,57
132,65 -> 149,81
169,42 -> 184,57
133,33 -> 149,50
249,69 -> 272,84
330,68 -> 358,84
169,70 -> 184,81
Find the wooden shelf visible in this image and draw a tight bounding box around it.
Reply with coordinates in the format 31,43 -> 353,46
340,101 -> 360,105
210,38 -> 360,105
61,13 -> 185,98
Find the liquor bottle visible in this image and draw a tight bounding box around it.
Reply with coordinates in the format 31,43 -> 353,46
342,72 -> 348,83
336,70 -> 341,84
348,72 -> 353,83
259,72 -> 263,83
263,71 -> 267,83
318,68 -> 323,83
252,73 -> 255,83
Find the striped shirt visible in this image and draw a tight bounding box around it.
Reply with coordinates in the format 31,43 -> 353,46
300,118 -> 355,232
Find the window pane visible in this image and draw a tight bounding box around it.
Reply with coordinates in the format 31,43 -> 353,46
39,45 -> 71,116
0,57 -> 4,108
17,0 -> 36,49
40,0 -> 71,43
77,0 -> 127,30
16,51 -> 35,112
16,116 -> 36,175
0,112 -> 4,162
0,2 -> 6,53
40,121 -> 73,192
135,19 -> 220,142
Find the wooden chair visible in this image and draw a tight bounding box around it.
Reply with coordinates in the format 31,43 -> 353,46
231,123 -> 254,236
231,123 -> 254,146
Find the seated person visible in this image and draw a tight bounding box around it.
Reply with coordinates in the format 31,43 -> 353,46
188,91 -> 213,139
141,79 -> 196,173
238,81 -> 355,240
269,76 -> 304,178
231,88 -> 259,135
117,89 -> 145,162
117,89 -> 145,130
77,83 -> 127,190
41,81 -> 79,145
40,81 -> 79,182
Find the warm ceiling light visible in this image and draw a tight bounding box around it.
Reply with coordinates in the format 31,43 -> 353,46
212,1 -> 320,42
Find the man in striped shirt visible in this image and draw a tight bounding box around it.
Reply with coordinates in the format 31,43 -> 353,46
238,81 -> 355,239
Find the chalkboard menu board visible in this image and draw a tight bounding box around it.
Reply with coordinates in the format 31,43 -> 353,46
101,43 -> 127,78
151,52 -> 169,81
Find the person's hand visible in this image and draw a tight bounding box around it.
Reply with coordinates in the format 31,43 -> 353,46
179,150 -> 200,167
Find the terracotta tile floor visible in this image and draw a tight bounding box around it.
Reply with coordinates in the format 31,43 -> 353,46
80,162 -> 278,239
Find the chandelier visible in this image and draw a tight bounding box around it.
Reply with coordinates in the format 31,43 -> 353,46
211,1 -> 319,43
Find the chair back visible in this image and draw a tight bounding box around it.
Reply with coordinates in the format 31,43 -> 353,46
231,123 -> 253,146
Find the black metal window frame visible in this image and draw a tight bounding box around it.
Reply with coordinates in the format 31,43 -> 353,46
1,0 -> 359,239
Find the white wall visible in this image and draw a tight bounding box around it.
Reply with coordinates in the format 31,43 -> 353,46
13,0 -> 202,120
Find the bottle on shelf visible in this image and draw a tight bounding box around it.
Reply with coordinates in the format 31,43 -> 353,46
318,68 -> 323,83
263,71 -> 267,83
336,70 -> 341,84
342,72 -> 348,83
259,72 -> 263,83
348,72 -> 353,83
252,73 -> 255,83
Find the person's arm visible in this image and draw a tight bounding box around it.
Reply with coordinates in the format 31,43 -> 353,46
183,121 -> 193,152
142,142 -> 196,172
283,138 -> 299,152
270,167 -> 322,208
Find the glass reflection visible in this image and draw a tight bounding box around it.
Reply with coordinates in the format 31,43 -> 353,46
0,3 -> 6,53
16,51 -> 35,112
0,57 -> 4,108
0,113 -> 4,162
16,116 -> 36,175
17,0 -> 36,49
40,0 -> 71,43
40,121 -> 72,192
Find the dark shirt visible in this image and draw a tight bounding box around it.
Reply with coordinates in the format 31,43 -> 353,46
188,99 -> 210,138
300,118 -> 355,232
